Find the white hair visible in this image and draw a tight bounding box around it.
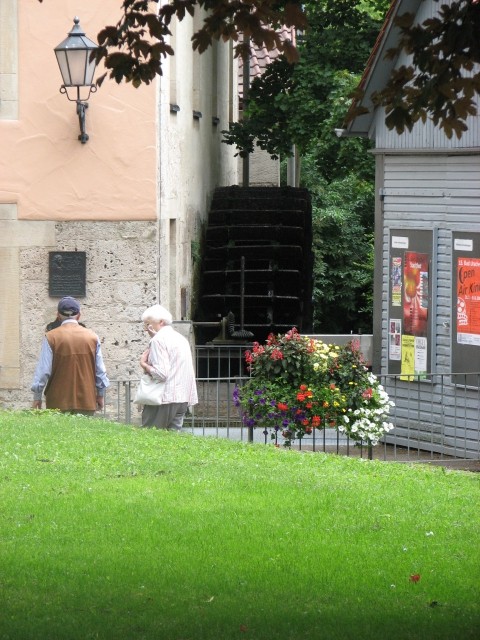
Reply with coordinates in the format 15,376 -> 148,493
141,304 -> 173,325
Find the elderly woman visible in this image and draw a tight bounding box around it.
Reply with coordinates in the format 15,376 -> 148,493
139,304 -> 198,430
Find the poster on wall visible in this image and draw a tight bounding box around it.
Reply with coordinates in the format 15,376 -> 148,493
451,233 -> 480,385
388,230 -> 433,376
403,252 -> 429,337
456,257 -> 480,346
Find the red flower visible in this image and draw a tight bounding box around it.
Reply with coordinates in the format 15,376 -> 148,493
302,419 -> 309,426
409,574 -> 421,583
277,402 -> 288,411
297,392 -> 306,402
271,348 -> 283,360
299,384 -> 308,391
362,387 -> 373,399
305,426 -> 313,434
312,416 -> 321,427
305,402 -> 313,409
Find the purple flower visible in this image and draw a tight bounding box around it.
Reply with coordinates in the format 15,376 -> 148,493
232,386 -> 241,407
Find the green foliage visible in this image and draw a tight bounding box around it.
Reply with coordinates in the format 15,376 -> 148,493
1,411 -> 479,640
309,173 -> 375,333
222,57 -> 296,159
223,0 -> 389,158
236,328 -> 393,445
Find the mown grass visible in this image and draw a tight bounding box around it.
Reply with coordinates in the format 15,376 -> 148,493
0,410 -> 479,640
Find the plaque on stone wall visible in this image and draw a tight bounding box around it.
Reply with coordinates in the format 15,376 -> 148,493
48,251 -> 86,297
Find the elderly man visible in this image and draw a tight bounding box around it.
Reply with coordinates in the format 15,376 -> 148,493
31,297 -> 109,414
139,304 -> 198,430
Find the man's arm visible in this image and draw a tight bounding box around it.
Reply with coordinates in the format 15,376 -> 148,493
31,338 -> 53,408
95,341 -> 109,408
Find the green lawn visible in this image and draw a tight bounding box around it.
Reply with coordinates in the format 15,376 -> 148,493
0,410 -> 479,640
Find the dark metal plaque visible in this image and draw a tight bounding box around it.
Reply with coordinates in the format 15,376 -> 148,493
48,251 -> 86,297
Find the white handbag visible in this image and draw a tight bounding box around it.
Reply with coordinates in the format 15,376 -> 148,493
133,374 -> 165,405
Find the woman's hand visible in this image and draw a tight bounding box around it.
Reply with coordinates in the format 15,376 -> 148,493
140,349 -> 154,375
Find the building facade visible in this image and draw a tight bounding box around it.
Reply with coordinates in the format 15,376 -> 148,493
0,0 -> 238,407
344,0 -> 480,457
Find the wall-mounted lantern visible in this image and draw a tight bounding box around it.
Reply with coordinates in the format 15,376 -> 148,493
54,17 -> 98,143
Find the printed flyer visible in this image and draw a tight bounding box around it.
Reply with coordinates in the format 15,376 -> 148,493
457,256 -> 480,346
400,335 -> 427,380
391,257 -> 402,307
400,335 -> 415,380
388,318 -> 402,361
414,337 -> 428,378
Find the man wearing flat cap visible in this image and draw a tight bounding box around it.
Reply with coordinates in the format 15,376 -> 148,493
31,297 -> 109,414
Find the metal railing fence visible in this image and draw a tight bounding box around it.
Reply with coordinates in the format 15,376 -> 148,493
103,345 -> 480,463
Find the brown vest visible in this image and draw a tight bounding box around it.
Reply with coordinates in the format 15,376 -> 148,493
45,323 -> 98,411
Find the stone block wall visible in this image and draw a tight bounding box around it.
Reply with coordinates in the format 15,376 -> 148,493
1,220 -> 158,410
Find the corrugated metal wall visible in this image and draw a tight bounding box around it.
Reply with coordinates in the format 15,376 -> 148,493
376,154 -> 480,458
375,111 -> 479,152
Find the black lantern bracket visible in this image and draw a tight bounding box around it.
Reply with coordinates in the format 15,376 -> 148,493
59,84 -> 97,143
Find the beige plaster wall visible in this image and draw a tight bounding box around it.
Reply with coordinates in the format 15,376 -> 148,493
0,0 -> 157,221
158,11 -> 239,318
